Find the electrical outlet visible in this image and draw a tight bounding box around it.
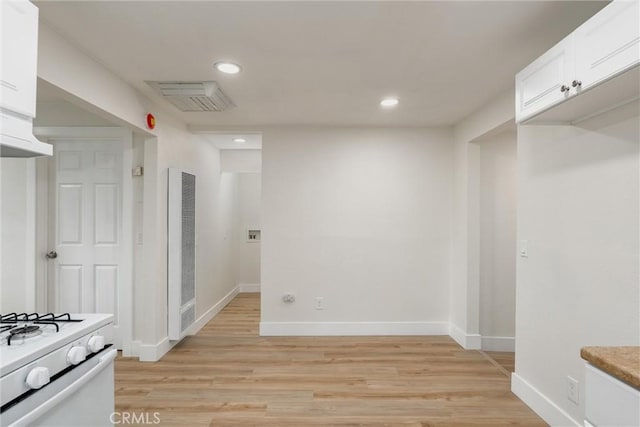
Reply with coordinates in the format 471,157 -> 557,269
315,297 -> 324,310
567,376 -> 579,404
282,293 -> 295,303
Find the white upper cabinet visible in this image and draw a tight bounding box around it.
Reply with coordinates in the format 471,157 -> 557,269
0,0 -> 51,157
1,0 -> 39,118
574,0 -> 640,91
516,0 -> 640,124
515,35 -> 575,123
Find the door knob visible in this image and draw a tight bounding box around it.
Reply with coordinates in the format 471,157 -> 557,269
572,80 -> 582,87
46,250 -> 58,259
560,84 -> 570,93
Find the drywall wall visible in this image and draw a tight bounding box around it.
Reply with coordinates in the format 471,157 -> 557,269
234,173 -> 262,288
147,125 -> 239,352
477,131 -> 517,350
35,100 -> 116,127
221,149 -> 262,173
450,88 -> 514,348
0,159 -> 35,313
37,24 -> 154,134
35,23 -> 238,360
513,101 -> 639,425
260,127 -> 453,334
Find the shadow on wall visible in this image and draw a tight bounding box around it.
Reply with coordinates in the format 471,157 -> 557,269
523,100 -> 639,176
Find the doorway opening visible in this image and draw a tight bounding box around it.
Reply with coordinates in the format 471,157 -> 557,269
473,125 -> 518,372
31,80 -> 136,353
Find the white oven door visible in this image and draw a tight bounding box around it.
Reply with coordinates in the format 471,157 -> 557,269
5,349 -> 116,427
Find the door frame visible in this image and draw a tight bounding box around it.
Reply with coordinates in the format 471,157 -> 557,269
34,126 -> 134,355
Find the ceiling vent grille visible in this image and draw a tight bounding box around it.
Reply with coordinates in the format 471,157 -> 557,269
146,81 -> 235,112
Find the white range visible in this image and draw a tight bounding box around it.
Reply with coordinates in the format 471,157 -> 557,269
0,313 -> 115,426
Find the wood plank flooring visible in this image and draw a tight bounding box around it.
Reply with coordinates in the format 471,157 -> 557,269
485,352 -> 515,374
115,293 -> 544,426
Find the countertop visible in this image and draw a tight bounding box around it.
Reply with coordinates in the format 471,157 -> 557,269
581,346 -> 640,389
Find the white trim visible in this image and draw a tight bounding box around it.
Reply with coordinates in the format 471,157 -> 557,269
260,321 -> 449,336
34,157 -> 48,313
25,159 -> 36,312
238,283 -> 260,293
120,131 -> 134,356
511,372 -> 582,427
167,168 -> 183,341
481,336 -> 515,352
184,286 -> 240,336
449,323 -> 482,349
139,337 -> 171,362
138,286 -> 240,362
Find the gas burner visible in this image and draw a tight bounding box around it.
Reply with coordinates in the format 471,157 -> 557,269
7,325 -> 42,345
0,312 -> 83,324
0,324 -> 17,333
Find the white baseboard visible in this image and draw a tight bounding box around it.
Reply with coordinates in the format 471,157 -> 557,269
138,286 -> 240,362
481,336 -> 515,352
511,372 -> 581,427
184,286 -> 240,336
449,324 -> 481,349
260,321 -> 449,336
139,336 -> 172,362
238,283 -> 260,293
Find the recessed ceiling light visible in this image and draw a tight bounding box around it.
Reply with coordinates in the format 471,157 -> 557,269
232,137 -> 247,143
215,61 -> 242,74
380,97 -> 399,108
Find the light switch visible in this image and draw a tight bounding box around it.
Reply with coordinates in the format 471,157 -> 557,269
519,240 -> 529,257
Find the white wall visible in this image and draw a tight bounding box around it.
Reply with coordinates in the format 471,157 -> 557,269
35,100 -> 116,127
260,128 -> 453,335
0,159 -> 35,313
450,88 -> 514,348
513,101 -> 639,426
477,131 -> 517,349
34,23 -> 238,360
221,149 -> 262,173
148,125 -> 239,349
234,173 -> 261,288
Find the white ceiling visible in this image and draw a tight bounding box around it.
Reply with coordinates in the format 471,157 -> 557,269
201,133 -> 262,150
35,1 -> 606,128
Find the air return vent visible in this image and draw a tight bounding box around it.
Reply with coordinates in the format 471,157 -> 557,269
146,81 -> 234,112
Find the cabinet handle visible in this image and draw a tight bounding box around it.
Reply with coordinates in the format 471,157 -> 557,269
560,85 -> 570,93
572,80 -> 582,88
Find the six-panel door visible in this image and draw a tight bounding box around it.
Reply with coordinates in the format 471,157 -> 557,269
50,139 -> 123,348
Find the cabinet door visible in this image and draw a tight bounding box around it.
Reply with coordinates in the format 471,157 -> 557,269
0,0 -> 39,118
574,0 -> 640,90
515,35 -> 574,123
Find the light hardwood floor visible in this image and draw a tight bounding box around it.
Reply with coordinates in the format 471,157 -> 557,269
116,294 -> 544,426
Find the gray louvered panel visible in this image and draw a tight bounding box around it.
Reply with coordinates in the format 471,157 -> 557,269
181,172 -> 196,305
181,304 -> 195,334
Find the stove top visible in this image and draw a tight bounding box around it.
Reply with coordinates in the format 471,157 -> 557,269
0,313 -> 83,346
0,313 -> 113,377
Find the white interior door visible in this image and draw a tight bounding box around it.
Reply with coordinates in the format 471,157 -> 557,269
42,128 -> 132,350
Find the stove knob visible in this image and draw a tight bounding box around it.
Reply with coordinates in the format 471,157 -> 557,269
87,335 -> 105,353
67,346 -> 87,365
25,367 -> 50,389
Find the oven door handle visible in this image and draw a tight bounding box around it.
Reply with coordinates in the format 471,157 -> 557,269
10,349 -> 117,427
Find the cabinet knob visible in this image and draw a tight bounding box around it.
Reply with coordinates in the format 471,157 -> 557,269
560,85 -> 570,93
572,80 -> 582,87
